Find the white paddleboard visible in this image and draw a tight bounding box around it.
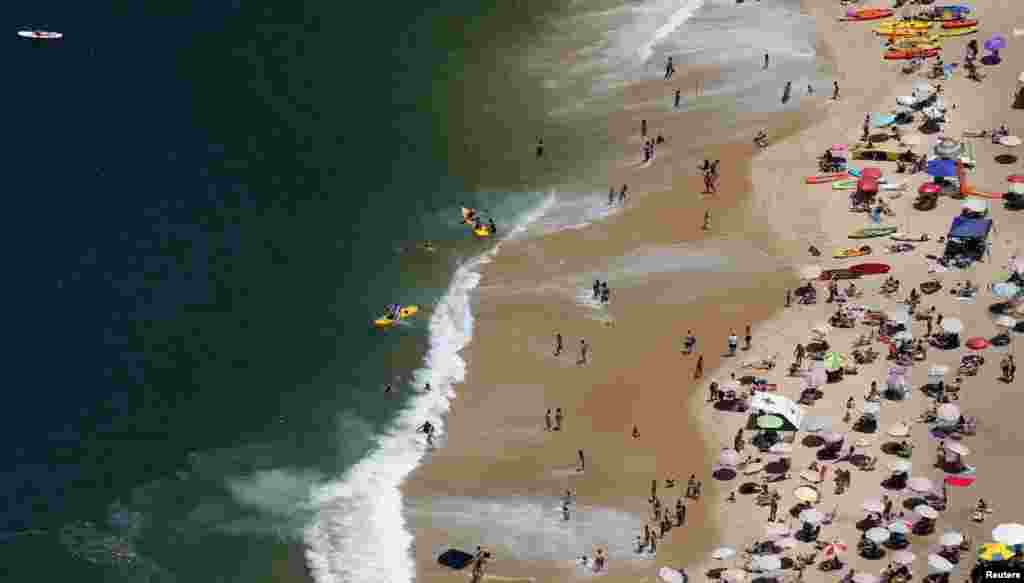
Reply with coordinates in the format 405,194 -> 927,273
18,30 -> 63,40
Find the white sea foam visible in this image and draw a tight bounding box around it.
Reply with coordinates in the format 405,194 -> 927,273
304,194 -> 556,583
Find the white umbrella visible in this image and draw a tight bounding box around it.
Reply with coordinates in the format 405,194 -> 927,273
866,527 -> 891,543
893,550 -> 916,565
940,531 -> 965,546
800,265 -> 824,280
941,318 -> 964,334
937,403 -> 960,422
993,523 -> 1024,546
770,443 -> 794,455
996,315 -> 1018,328
993,282 -> 1020,299
720,449 -> 741,467
751,556 -> 782,571
908,477 -> 935,493
890,460 -> 912,473
888,423 -> 911,438
863,499 -> 885,513
928,554 -> 955,573
915,505 -> 939,519
863,402 -> 881,416
712,547 -> 737,560
923,107 -> 944,120
776,537 -> 799,549
945,442 -> 970,456
928,365 -> 950,376
888,521 -> 911,535
854,574 -> 880,583
800,509 -> 825,524
660,567 -> 687,583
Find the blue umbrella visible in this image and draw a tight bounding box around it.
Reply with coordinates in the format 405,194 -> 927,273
927,158 -> 957,178
985,34 -> 1007,52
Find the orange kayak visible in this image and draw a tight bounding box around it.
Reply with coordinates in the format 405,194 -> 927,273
942,19 -> 978,28
884,48 -> 940,60
841,8 -> 894,21
806,172 -> 850,184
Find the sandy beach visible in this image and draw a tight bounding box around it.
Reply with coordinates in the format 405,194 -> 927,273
402,1 -> 1024,583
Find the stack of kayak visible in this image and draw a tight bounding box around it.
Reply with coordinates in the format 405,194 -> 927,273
884,46 -> 941,60
841,7 -> 894,21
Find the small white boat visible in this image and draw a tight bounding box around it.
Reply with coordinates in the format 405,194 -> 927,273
18,30 -> 63,40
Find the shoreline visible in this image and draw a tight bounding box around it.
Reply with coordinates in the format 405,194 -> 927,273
402,2 -> 1024,583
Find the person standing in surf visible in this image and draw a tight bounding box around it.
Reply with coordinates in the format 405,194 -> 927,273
674,89 -> 681,108
664,56 -> 675,80
554,332 -> 564,356
536,138 -> 544,158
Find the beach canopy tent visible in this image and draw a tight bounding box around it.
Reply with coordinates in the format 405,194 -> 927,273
945,216 -> 993,261
747,393 -> 805,432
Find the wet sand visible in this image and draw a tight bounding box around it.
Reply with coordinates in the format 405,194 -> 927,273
403,0 -> 1024,582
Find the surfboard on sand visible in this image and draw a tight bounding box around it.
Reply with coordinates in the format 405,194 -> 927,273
18,30 -> 63,39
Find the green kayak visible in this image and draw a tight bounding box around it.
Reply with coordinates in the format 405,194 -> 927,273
832,179 -> 858,190
850,225 -> 898,239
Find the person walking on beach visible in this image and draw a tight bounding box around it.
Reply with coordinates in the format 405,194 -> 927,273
832,81 -> 840,100
676,498 -> 686,526
745,324 -> 752,350
609,186 -> 616,206
764,53 -> 770,69
683,330 -> 696,354
632,425 -> 640,439
807,84 -> 814,96
554,408 -> 564,431
664,56 -> 675,80
786,289 -> 792,307
768,494 -> 779,522
641,119 -> 648,138
728,331 -> 739,356
703,210 -> 711,230
794,343 -> 805,367
782,81 -> 792,104
686,474 -> 697,498
554,332 -> 563,356
545,409 -> 552,431
593,280 -> 601,300
709,380 -> 719,402
734,428 -> 745,452
578,339 -> 589,365
674,89 -> 681,108
695,354 -> 704,379
619,184 -> 628,203
1008,355 -> 1017,382
536,138 -> 544,158
577,449 -> 586,472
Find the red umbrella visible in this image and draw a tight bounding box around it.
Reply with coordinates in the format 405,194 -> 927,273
823,541 -> 849,558
862,167 -> 883,180
966,337 -> 989,350
945,475 -> 976,487
919,183 -> 942,194
858,177 -> 879,193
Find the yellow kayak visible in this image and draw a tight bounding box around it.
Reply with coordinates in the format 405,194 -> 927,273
876,20 -> 932,31
473,227 -> 492,238
939,26 -> 977,37
374,305 -> 420,327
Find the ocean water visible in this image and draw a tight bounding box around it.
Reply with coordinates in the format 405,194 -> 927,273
2,0 -> 820,582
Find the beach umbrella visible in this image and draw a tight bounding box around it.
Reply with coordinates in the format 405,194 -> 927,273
927,159 -> 957,178
863,499 -> 885,513
862,167 -> 883,180
887,309 -> 911,324
979,542 -> 1014,562
922,107 -> 945,121
967,337 -> 989,350
993,283 -> 1020,299
919,182 -> 942,195
800,265 -> 823,280
915,505 -> 939,519
660,567 -> 687,583
823,540 -> 848,558
867,527 -> 891,543
770,443 -> 793,455
993,524 -> 1024,546
853,573 -> 879,583
944,441 -> 970,456
893,551 -> 916,565
775,536 -> 799,550
712,547 -> 737,560
794,485 -> 820,503
765,524 -> 790,539
908,477 -> 935,493
890,460 -> 912,473
720,449 -> 741,467
928,554 -> 955,573
941,318 -> 964,334
723,569 -> 749,583
1001,136 -> 1023,147
831,144 -> 848,152
888,423 -> 911,438
824,351 -> 845,372
985,34 -> 1007,52
751,555 -> 782,572
888,521 -> 911,535
800,509 -> 825,525
940,531 -> 965,547
863,402 -> 881,417
758,415 -> 785,430
937,403 -> 961,422
824,432 -> 845,444
802,416 -> 831,433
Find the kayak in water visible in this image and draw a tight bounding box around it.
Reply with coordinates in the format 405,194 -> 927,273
374,305 -> 420,328
18,30 -> 63,39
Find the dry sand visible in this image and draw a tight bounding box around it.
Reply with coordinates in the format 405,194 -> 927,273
403,1 -> 1024,583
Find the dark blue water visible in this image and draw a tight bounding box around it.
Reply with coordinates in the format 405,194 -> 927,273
2,0 -> 562,580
